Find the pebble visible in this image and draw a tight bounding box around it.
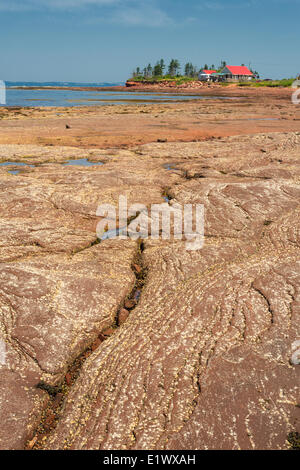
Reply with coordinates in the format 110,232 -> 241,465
102,327 -> 115,337
52,393 -> 64,410
133,264 -> 142,274
124,299 -> 136,310
65,372 -> 72,386
118,308 -> 130,325
44,411 -> 55,430
91,338 -> 102,351
27,435 -> 38,450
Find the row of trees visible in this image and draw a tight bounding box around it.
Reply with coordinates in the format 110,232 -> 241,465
132,59 -> 229,79
133,59 -> 180,79
132,59 -> 259,79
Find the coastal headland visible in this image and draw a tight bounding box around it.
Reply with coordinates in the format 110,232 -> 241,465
0,84 -> 299,450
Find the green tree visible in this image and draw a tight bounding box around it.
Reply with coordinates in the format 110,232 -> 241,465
217,60 -> 227,73
251,69 -> 260,79
168,59 -> 175,76
185,63 -> 197,77
168,59 -> 180,77
153,62 -> 162,77
174,59 -> 180,76
146,63 -> 153,78
184,63 -> 191,76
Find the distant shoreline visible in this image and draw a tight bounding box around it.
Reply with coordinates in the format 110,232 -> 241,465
8,85 -> 126,92
7,84 -> 238,97
7,84 -> 294,100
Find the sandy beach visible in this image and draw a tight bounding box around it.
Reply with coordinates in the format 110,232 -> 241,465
0,85 -> 299,450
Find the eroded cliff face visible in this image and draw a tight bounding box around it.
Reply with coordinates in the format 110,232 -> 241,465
0,131 -> 299,450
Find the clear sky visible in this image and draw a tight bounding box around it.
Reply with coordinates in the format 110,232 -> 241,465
0,0 -> 299,82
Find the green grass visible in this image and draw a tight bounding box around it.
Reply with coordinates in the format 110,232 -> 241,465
239,78 -> 295,88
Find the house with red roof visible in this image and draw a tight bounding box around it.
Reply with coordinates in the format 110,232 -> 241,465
198,69 -> 217,82
219,65 -> 254,81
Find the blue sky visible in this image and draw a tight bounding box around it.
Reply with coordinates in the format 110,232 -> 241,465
0,0 -> 299,82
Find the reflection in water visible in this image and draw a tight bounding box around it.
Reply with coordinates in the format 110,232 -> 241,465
0,161 -> 34,167
63,158 -> 104,167
0,161 -> 35,175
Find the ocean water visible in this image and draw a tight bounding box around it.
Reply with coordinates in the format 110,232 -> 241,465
1,81 -> 235,107
6,81 -> 124,88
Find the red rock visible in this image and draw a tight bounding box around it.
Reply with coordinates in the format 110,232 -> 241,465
52,393 -> 64,410
43,131 -> 300,450
133,264 -> 142,274
1,119 -> 300,451
91,338 -> 102,351
124,299 -> 136,310
102,327 -> 115,337
65,373 -> 72,386
26,435 -> 38,450
44,411 -> 55,431
118,308 -> 130,325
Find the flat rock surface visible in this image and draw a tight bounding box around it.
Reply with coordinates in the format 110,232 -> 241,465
0,94 -> 299,450
0,87 -> 299,149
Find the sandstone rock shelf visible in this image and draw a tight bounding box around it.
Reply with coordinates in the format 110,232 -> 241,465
0,92 -> 299,450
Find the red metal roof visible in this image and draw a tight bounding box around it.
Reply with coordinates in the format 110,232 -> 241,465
202,70 -> 217,75
225,66 -> 253,76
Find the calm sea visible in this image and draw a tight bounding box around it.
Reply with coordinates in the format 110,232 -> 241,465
1,81 -> 233,107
